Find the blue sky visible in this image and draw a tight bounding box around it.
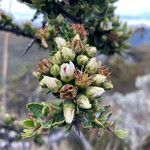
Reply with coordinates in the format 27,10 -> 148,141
115,0 -> 150,25
0,0 -> 150,26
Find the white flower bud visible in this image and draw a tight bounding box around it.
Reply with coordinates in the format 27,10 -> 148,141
86,47 -> 97,57
55,37 -> 66,49
76,55 -> 89,66
60,62 -> 75,82
40,76 -> 62,93
93,74 -> 107,86
63,101 -> 76,124
86,58 -> 98,74
86,86 -> 105,99
76,95 -> 91,109
61,47 -> 75,62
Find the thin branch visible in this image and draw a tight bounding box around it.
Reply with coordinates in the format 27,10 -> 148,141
0,24 -> 35,39
73,128 -> 92,150
22,37 -> 38,56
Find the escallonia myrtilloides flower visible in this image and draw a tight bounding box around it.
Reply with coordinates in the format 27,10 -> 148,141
24,24 -> 116,138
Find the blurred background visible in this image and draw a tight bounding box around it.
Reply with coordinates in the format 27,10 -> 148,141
0,0 -> 150,150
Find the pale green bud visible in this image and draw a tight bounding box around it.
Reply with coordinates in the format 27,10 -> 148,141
50,64 -> 60,77
101,35 -> 108,42
40,76 -> 62,93
52,51 -> 62,65
61,47 -> 76,62
89,26 -> 95,32
117,31 -> 123,37
56,14 -> 64,24
63,101 -> 76,124
103,81 -> 113,90
86,58 -> 98,74
47,25 -> 55,36
55,37 -> 66,49
86,47 -> 97,57
112,16 -> 119,24
86,86 -> 105,99
76,55 -> 89,66
76,95 -> 91,109
93,74 -> 107,86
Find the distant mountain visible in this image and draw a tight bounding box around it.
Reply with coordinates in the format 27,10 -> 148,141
129,27 -> 150,47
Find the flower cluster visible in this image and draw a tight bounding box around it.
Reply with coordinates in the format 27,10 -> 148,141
22,26 -> 116,138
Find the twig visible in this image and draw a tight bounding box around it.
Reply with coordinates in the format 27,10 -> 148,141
73,127 -> 92,150
22,37 -> 38,56
0,24 -> 35,39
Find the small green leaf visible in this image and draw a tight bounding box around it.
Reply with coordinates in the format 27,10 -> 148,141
41,102 -> 49,117
27,103 -> 44,119
122,22 -> 127,32
99,105 -> 111,117
23,119 -> 34,128
114,130 -> 128,139
93,118 -> 104,128
51,112 -> 65,127
99,113 -> 112,123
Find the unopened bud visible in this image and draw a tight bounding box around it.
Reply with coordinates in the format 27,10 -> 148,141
103,81 -> 113,90
40,76 -> 62,93
55,37 -> 67,49
77,55 -> 89,66
86,47 -> 97,57
61,47 -> 76,62
93,74 -> 106,86
52,51 -> 63,65
76,95 -> 91,109
86,58 -> 98,74
63,101 -> 76,124
86,86 -> 105,99
50,64 -> 60,77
